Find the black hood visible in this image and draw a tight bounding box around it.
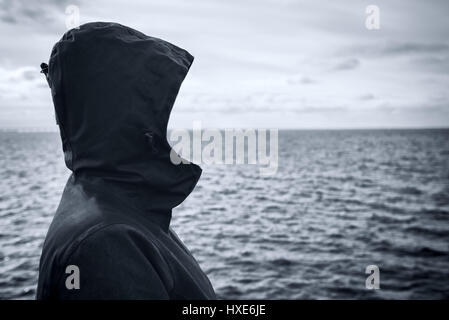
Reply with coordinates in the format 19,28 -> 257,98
44,22 -> 201,213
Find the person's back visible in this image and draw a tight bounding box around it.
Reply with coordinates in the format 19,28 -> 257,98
36,22 -> 215,300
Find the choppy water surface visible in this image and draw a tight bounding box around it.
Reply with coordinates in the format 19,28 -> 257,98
1,130 -> 448,299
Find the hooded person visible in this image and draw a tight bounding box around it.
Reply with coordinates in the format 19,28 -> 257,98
36,22 -> 216,300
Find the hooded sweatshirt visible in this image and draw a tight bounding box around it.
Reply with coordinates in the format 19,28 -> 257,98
36,22 -> 216,300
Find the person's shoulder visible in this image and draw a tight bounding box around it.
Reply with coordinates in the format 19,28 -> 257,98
46,217 -> 158,266
78,222 -> 162,254
45,176 -> 132,253
41,222 -> 173,299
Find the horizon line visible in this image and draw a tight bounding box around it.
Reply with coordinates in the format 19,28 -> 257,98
1,126 -> 449,133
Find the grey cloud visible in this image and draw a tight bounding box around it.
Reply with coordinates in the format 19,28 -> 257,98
412,56 -> 449,72
375,103 -> 449,114
333,58 -> 360,71
287,105 -> 348,114
0,13 -> 15,23
175,92 -> 350,114
358,94 -> 376,101
347,41 -> 449,58
0,0 -> 79,24
383,42 -> 449,55
4,67 -> 40,82
287,76 -> 315,85
22,69 -> 40,81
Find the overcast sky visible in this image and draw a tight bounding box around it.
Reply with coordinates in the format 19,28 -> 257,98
0,0 -> 448,129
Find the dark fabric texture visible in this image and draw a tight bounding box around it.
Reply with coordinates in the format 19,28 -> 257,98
36,22 -> 215,300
